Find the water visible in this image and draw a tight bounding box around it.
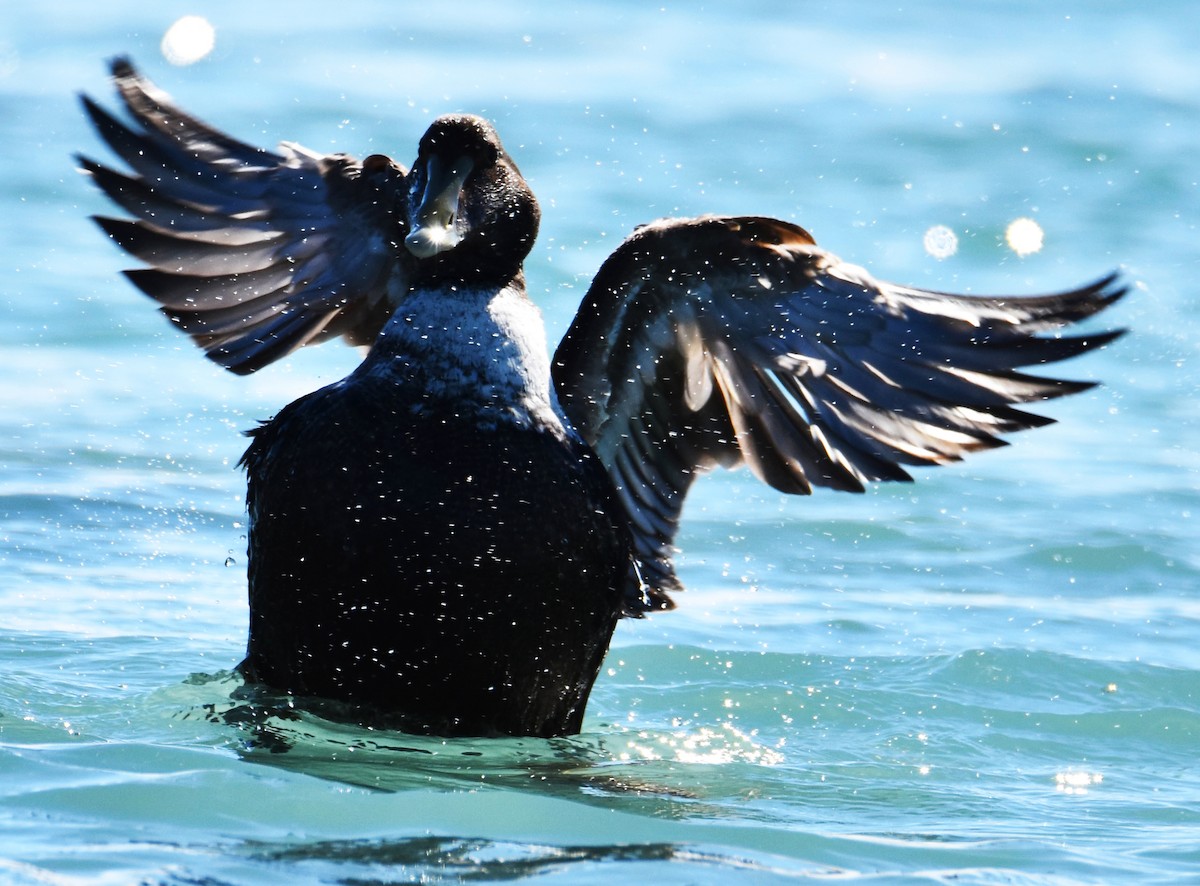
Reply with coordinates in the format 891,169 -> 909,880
2,1 -> 1197,882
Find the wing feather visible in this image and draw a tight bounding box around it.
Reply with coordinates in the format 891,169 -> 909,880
553,215 -> 1125,602
78,58 -> 410,374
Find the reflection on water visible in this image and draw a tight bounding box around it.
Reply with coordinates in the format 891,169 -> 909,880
180,671 -> 791,817
236,834 -> 812,884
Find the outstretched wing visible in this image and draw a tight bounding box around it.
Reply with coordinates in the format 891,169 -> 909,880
78,57 -> 410,374
553,215 -> 1125,604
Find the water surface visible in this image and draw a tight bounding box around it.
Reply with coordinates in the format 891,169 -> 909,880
2,2 -> 1197,883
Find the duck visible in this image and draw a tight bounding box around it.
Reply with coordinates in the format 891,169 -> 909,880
79,58 -> 1125,737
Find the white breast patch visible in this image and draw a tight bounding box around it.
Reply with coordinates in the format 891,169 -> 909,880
359,284 -> 571,437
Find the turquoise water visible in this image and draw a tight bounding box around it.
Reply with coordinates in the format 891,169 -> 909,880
3,1 -> 1198,882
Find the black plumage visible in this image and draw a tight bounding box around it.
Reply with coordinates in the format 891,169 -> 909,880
239,375 -> 627,737
80,59 -> 1125,736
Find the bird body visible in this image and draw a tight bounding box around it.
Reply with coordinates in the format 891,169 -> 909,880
237,279 -> 630,736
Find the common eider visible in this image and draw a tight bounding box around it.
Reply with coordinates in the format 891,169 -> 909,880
79,59 -> 1125,737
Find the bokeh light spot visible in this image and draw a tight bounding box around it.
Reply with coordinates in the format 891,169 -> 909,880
1005,217 -> 1044,257
161,16 -> 215,66
923,225 -> 958,260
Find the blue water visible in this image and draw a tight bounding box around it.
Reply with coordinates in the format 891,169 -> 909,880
3,1 -> 1198,882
